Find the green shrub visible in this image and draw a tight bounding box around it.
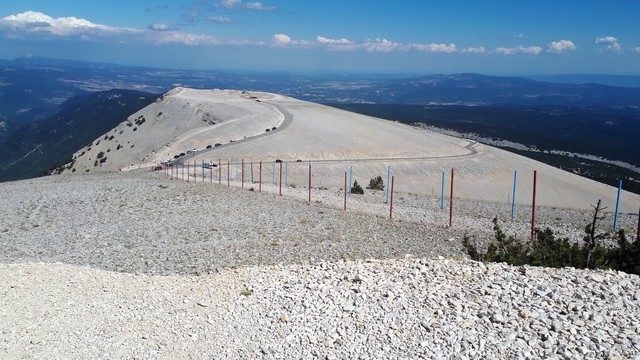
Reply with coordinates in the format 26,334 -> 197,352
367,176 -> 384,191
463,200 -> 640,275
351,180 -> 364,194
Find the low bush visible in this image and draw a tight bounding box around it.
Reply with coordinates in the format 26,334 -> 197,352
367,176 -> 385,191
351,180 -> 364,194
462,200 -> 640,275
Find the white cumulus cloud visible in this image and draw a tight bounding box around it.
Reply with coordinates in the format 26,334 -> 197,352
547,39 -> 576,53
362,38 -> 402,53
635,47 -> 640,53
272,33 -> 291,46
595,35 -> 622,52
0,11 -> 255,47
316,36 -> 353,45
0,10 -> 130,37
271,33 -> 310,47
410,43 -> 457,53
595,36 -> 618,44
495,45 -> 543,56
462,46 -> 486,54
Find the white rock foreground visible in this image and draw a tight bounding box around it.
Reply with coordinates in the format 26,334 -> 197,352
1,171 -> 639,359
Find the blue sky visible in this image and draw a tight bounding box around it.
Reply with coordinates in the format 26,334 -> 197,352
1,0 -> 639,75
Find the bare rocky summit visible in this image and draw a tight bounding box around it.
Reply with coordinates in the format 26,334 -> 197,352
1,170 -> 639,359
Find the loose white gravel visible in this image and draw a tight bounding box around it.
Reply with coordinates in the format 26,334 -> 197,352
1,170 -> 639,359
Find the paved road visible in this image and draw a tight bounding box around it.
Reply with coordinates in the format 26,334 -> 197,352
167,98 -> 479,167
170,96 -> 294,166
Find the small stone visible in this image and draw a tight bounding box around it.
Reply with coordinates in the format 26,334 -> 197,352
518,310 -> 530,318
551,321 -> 562,332
589,274 -> 604,283
491,314 -> 506,324
197,301 -> 209,307
342,304 -> 356,313
280,315 -> 289,323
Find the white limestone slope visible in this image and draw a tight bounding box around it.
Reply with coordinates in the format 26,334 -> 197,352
63,87 -> 639,212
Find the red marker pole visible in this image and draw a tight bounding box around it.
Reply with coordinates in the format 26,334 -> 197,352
390,175 -> 395,219
344,172 -> 347,211
531,170 -> 537,240
308,163 -> 312,203
279,162 -> 283,196
227,160 -> 230,187
259,160 -> 263,192
449,168 -> 454,227
242,159 -> 245,189
636,206 -> 639,240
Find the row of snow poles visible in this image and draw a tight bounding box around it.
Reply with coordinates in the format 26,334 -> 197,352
157,163 -> 637,234
159,160 -> 399,219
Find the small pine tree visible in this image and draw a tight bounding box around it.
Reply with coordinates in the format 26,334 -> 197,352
367,176 -> 385,191
351,180 -> 364,194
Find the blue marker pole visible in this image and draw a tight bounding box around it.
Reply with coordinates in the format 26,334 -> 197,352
272,162 -> 276,185
349,166 -> 353,197
512,170 -> 517,221
613,179 -> 622,232
441,171 -> 445,210
385,165 -> 391,203
235,160 -> 238,181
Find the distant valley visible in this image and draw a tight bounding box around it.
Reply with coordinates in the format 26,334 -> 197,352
1,57 -> 639,193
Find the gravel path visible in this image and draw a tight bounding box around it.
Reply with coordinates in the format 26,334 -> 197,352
1,171 -> 639,359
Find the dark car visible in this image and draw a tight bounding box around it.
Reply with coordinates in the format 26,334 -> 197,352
275,159 -> 283,163
272,126 -> 277,130
214,143 -> 222,147
179,152 -> 186,157
173,154 -> 180,159
265,128 -> 271,132
206,144 -> 213,149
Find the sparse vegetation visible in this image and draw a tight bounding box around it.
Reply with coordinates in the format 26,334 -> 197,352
96,151 -> 105,159
367,176 -> 385,191
462,200 -> 640,275
351,180 -> 364,194
240,289 -> 253,296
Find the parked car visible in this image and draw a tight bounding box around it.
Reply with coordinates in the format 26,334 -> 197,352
275,159 -> 283,163
265,128 -> 271,132
214,143 -> 222,147
272,126 -> 277,130
206,144 -> 213,149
